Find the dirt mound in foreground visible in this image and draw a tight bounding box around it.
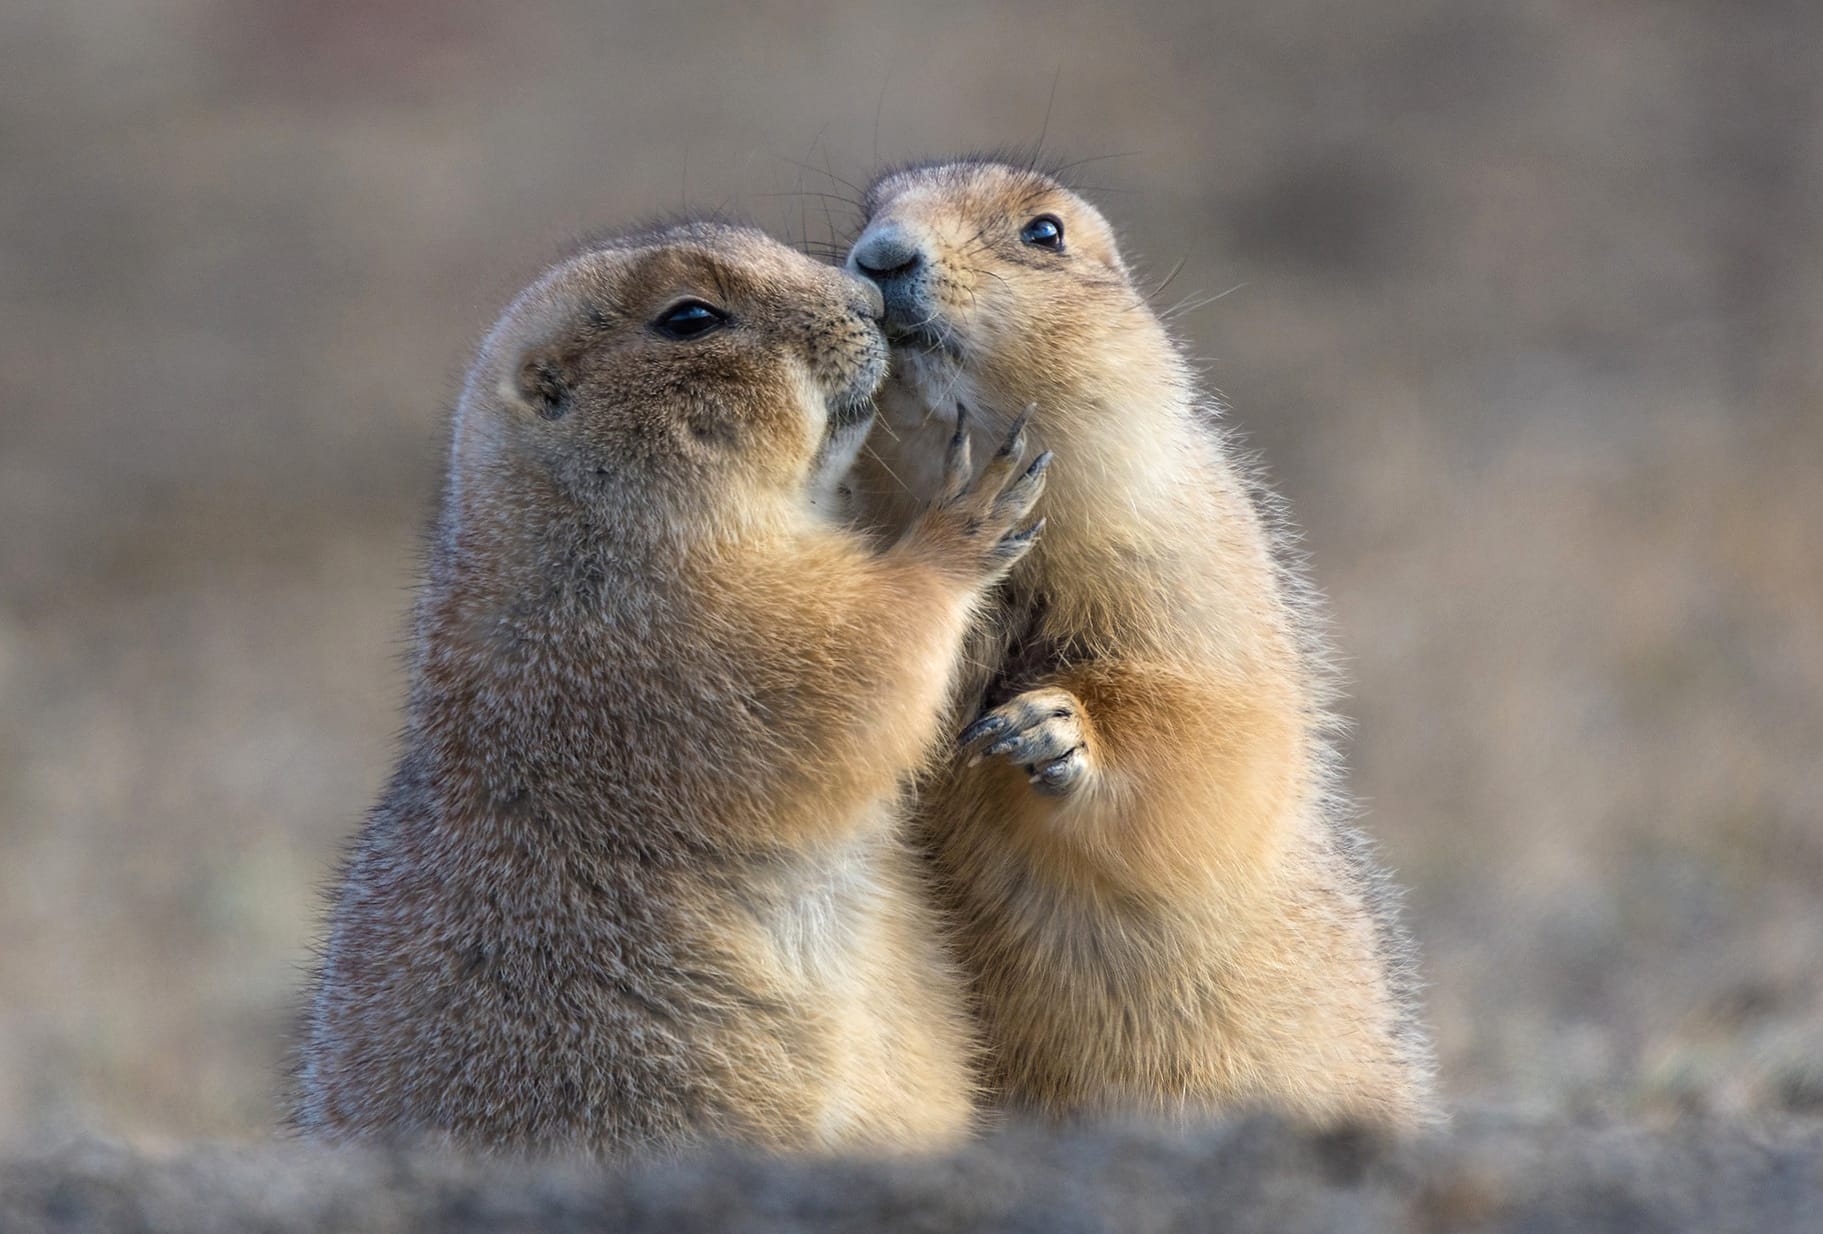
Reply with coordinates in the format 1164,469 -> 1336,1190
5,1113 -> 1820,1234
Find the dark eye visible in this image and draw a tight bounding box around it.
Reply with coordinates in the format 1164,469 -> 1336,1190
652,300 -> 728,340
1020,215 -> 1064,251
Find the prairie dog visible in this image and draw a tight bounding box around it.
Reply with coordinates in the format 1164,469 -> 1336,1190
845,162 -> 1436,1128
295,220 -> 1049,1157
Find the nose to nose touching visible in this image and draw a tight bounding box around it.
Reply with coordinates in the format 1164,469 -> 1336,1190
844,272 -> 886,320
850,226 -> 924,282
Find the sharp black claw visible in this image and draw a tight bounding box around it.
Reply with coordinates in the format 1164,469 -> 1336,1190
997,408 -> 1033,456
1023,450 -> 1054,480
958,714 -> 1008,746
1031,756 -> 1080,794
999,518 -> 1045,553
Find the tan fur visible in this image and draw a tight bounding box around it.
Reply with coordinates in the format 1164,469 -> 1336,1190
845,163 -> 1437,1129
296,221 -> 1047,1157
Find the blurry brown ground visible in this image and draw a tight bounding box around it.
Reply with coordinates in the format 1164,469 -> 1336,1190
1,0 -> 1819,1150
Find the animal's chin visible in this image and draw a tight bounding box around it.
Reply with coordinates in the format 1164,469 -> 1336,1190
825,392 -> 877,430
806,408 -> 875,513
885,320 -> 967,364
823,343 -> 888,427
884,343 -> 966,411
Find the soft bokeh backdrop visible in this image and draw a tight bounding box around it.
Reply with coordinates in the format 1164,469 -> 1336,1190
2,0 -> 1819,1149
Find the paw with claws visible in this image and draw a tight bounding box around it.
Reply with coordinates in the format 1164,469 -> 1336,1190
907,404 -> 1050,584
959,686 -> 1096,797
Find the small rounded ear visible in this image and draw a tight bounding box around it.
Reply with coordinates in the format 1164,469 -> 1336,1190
512,346 -> 573,421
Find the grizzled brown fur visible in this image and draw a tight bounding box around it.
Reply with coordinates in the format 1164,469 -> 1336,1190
845,163 -> 1436,1129
296,221 -> 1047,1157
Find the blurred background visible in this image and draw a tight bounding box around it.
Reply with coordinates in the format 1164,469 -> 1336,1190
2,0 -> 1819,1150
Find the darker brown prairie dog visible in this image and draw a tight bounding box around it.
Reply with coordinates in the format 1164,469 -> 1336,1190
844,162 -> 1437,1129
295,220 -> 1050,1158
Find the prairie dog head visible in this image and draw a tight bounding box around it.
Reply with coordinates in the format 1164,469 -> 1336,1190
455,220 -> 886,540
849,162 -> 1168,434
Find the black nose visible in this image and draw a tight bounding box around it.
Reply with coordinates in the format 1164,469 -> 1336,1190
846,273 -> 885,320
850,227 -> 924,283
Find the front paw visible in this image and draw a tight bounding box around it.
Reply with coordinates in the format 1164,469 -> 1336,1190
904,405 -> 1050,585
958,687 -> 1095,797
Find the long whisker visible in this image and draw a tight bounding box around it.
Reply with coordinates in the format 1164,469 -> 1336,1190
1160,282 -> 1248,320
1146,256 -> 1188,302
762,151 -> 867,199
754,190 -> 865,210
1048,150 -> 1141,176
1035,67 -> 1063,160
861,441 -> 911,495
872,68 -> 893,171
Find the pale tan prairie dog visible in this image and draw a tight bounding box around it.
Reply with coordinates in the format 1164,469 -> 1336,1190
844,161 -> 1437,1129
294,220 -> 1050,1157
